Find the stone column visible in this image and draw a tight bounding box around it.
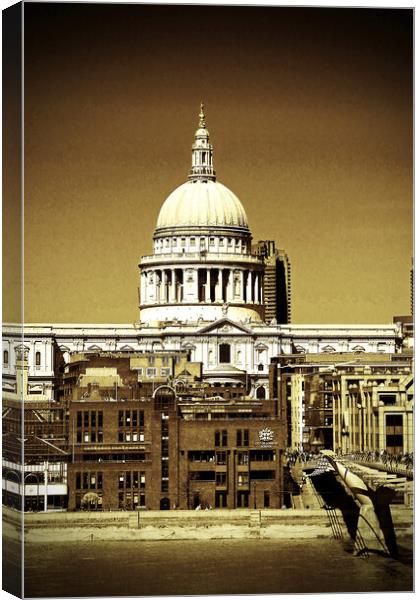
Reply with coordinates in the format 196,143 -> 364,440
162,270 -> 167,303
254,273 -> 259,304
170,269 -> 176,303
153,270 -> 160,303
140,272 -> 145,304
240,270 -> 245,302
216,269 -> 223,302
143,272 -> 148,304
228,269 -> 234,302
246,271 -> 252,304
205,269 -> 211,302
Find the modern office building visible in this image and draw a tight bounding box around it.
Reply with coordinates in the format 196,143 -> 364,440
252,240 -> 291,324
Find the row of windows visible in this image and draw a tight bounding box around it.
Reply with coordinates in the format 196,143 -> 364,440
118,471 -> 146,489
119,491 -> 146,509
3,350 -> 42,365
75,471 -> 103,490
76,411 -> 103,428
214,429 -> 250,447
189,471 -> 276,484
139,367 -> 171,377
118,410 -> 144,428
156,237 -> 248,249
147,356 -> 170,366
76,431 -> 146,443
188,450 -> 274,464
119,431 -> 145,442
75,471 -> 147,491
77,431 -> 104,443
76,411 -> 146,431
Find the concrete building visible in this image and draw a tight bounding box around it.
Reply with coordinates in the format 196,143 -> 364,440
253,240 -> 291,324
269,351 -> 413,455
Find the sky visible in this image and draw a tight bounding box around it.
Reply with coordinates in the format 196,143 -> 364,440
3,3 -> 413,324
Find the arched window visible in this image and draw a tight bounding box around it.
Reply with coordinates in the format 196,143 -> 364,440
154,386 -> 176,411
35,351 -> 41,366
3,350 -> 9,364
219,343 -> 231,364
258,363 -> 264,372
256,386 -> 266,400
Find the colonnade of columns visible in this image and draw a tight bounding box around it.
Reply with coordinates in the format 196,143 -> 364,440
140,267 -> 263,305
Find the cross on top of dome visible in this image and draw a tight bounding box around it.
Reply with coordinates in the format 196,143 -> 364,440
199,102 -> 206,128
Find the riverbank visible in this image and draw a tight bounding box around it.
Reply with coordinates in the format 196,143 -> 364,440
24,538 -> 414,597
3,505 -> 413,544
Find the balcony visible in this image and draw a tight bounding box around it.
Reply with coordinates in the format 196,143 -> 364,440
140,252 -> 263,267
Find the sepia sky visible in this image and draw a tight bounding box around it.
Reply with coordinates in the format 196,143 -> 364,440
4,3 -> 413,324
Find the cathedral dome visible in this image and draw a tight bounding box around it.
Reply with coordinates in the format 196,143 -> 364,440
155,180 -> 249,232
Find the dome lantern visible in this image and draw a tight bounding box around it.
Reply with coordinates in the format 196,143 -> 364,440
189,102 -> 216,182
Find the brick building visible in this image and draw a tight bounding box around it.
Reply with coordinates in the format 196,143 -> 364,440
62,351 -> 287,511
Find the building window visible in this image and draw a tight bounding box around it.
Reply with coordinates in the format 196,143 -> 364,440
237,429 -> 249,447
146,368 -> 157,377
148,356 -> 155,365
219,343 -> 231,364
216,472 -> 227,486
209,237 -> 215,246
76,411 -> 103,445
216,451 -> 227,465
238,473 -> 249,486
256,386 -> 266,400
161,368 -> 171,376
190,237 -> 196,246
35,351 -> 41,366
3,350 -> 9,364
215,430 -> 228,447
237,451 -> 249,465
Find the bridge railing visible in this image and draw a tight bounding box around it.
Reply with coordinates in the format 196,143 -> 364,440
341,451 -> 413,478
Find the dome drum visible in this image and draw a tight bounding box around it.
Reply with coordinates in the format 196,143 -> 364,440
139,303 -> 264,326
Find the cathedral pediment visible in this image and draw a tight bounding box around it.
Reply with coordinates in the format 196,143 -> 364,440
197,318 -> 254,336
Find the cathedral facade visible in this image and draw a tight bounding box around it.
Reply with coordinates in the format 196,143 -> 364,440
2,106 -> 402,400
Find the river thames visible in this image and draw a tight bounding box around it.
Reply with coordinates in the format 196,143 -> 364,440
22,538 -> 413,597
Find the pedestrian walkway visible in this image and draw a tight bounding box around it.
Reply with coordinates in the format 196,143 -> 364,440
291,463 -> 320,509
